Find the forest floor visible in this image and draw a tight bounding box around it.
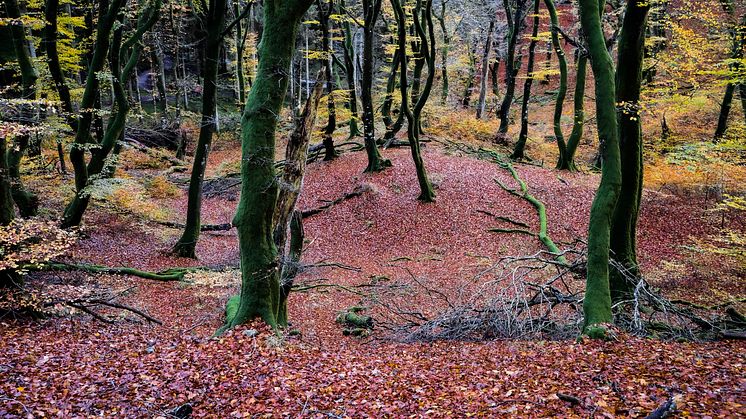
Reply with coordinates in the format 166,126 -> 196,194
1,139 -> 744,417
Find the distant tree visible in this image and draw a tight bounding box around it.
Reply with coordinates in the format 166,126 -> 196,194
476,19 -> 495,119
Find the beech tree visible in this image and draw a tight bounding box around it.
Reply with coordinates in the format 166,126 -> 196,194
496,0 -> 528,141
222,0 -> 315,330
391,0 -> 437,202
578,0 -> 621,336
510,0 -> 539,160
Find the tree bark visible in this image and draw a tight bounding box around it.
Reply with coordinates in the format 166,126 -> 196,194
476,20 -> 495,119
173,0 -> 229,257
496,0 -> 527,141
560,53 -> 587,171
510,0 -> 539,160
224,0 -> 314,330
609,0 -> 650,302
545,0 -> 569,169
579,0 -> 622,336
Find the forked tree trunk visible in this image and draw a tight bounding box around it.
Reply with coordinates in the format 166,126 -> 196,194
579,0 -> 622,336
391,0 -> 436,202
609,0 -> 650,302
224,0 -> 314,330
510,0 -> 539,160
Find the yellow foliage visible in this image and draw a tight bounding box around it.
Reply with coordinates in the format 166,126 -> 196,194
145,175 -> 181,198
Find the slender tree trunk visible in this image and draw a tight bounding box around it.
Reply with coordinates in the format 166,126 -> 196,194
0,137 -> 14,225
461,39 -> 477,108
173,0 -> 228,257
224,0 -> 314,331
714,13 -> 745,141
342,0 -> 362,138
545,0 -> 569,168
382,49 -> 405,143
361,0 -> 390,171
62,0 -> 161,227
560,53 -> 587,171
391,0 -> 436,202
434,0 -> 450,105
490,53 -> 500,97
234,0 -> 248,106
5,0 -> 40,217
496,0 -> 526,140
476,20 -> 495,119
319,1 -> 338,161
609,0 -> 650,302
580,0 -> 622,336
510,0 -> 539,160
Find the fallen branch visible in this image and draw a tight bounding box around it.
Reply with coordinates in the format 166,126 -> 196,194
302,185 -> 371,218
46,294 -> 162,325
158,221 -> 233,232
29,261 -> 195,281
476,210 -> 531,229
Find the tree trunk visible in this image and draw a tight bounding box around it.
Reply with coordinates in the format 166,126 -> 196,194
0,137 -> 14,226
609,0 -> 650,302
560,53 -> 587,171
225,0 -> 313,331
382,49 -> 405,143
510,0 -> 539,160
44,0 -> 77,132
342,0 -> 362,138
173,0 -> 228,257
713,13 -> 745,141
461,39 -> 477,108
5,0 -> 40,217
63,0 -> 126,228
62,0 -> 161,227
579,0 -> 622,336
361,0 -> 391,171
319,1 -> 338,161
391,0 -> 436,202
434,0 -> 450,105
496,0 -> 526,140
476,20 -> 495,119
545,0 -> 569,169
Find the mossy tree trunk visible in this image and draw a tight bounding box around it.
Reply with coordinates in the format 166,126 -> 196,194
609,0 -> 650,302
62,0 -> 160,228
476,20 -> 495,119
5,0 -> 39,218
579,0 -> 622,335
361,0 -> 391,171
545,0 -> 569,169
382,49 -> 405,143
510,0 -> 539,160
391,0 -> 436,202
0,137 -> 14,226
62,0 -> 127,228
341,0 -> 362,138
172,0 -> 228,257
496,0 -> 527,140
559,53 -> 587,171
224,0 -> 314,331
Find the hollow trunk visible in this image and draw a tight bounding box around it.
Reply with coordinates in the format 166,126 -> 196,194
510,0 -> 539,160
225,0 -> 313,330
580,0 -> 622,334
173,0 -> 228,257
609,0 -> 650,302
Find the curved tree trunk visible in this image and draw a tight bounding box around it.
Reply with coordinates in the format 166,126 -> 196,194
496,0 -> 526,141
560,54 -> 587,171
342,0 -> 362,138
510,0 -> 539,160
545,0 -> 569,169
579,0 -> 622,336
173,0 -> 229,257
319,1 -> 338,161
609,0 -> 650,302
